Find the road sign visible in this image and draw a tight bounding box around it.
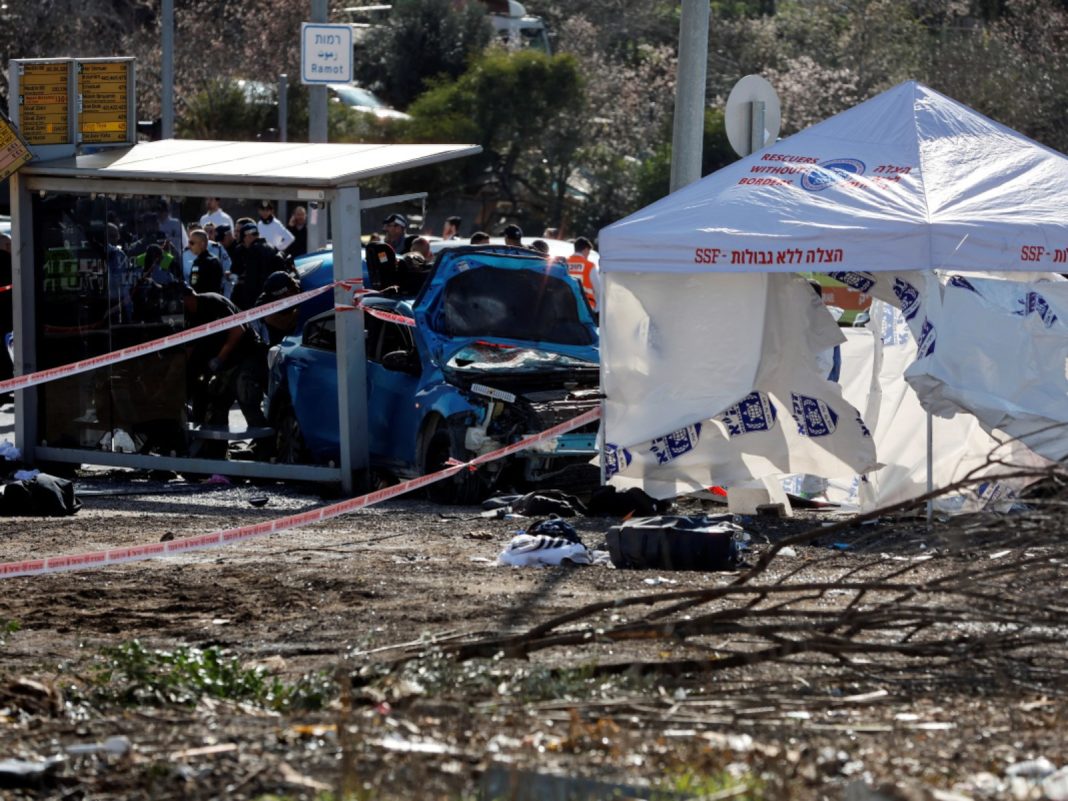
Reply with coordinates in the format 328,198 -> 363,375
77,58 -> 135,145
0,111 -> 32,182
301,22 -> 354,84
725,75 -> 781,158
16,60 -> 72,146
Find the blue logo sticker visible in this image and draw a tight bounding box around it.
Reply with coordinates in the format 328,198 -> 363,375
828,271 -> 877,293
1015,291 -> 1058,328
948,275 -> 978,293
649,423 -> 702,465
603,443 -> 632,479
917,318 -> 936,358
855,411 -> 872,439
790,394 -> 839,437
892,277 -> 921,320
716,392 -> 778,437
801,159 -> 866,192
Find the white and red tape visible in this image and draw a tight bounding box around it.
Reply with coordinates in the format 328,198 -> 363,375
0,406 -> 601,579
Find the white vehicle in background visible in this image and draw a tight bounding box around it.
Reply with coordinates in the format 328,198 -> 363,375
344,1 -> 551,54
327,83 -> 411,121
0,216 -> 10,237
484,0 -> 551,53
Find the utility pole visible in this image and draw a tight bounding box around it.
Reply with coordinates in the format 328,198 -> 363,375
161,0 -> 174,138
308,0 -> 328,144
669,0 -> 710,193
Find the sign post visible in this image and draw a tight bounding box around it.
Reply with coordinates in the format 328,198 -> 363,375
301,22 -> 353,85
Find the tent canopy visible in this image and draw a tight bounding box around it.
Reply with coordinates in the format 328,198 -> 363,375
601,81 -> 1068,275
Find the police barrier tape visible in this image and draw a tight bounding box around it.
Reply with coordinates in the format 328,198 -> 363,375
0,280 -> 360,396
0,405 -> 602,579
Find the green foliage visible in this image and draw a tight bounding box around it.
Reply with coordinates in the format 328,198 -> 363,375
402,49 -> 585,223
354,0 -> 492,109
177,79 -> 278,141
633,107 -> 738,211
87,640 -> 335,711
0,619 -> 20,648
662,768 -> 764,799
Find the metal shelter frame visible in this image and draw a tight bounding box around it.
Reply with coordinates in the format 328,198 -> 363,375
9,139 -> 480,494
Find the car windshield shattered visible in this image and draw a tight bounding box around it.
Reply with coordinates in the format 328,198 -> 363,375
438,265 -> 594,346
445,343 -> 596,373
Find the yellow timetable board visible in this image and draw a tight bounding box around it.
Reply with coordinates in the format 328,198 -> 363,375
17,61 -> 71,146
78,61 -> 130,144
0,113 -> 32,181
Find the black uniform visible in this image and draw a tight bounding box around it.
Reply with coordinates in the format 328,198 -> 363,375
230,237 -> 289,310
189,251 -> 224,295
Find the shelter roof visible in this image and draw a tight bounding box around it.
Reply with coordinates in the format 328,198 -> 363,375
21,139 -> 481,188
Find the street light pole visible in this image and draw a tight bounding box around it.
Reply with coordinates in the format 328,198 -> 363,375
308,0 -> 328,144
161,0 -> 175,138
669,0 -> 710,193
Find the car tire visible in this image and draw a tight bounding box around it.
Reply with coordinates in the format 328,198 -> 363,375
422,426 -> 483,506
273,399 -> 308,465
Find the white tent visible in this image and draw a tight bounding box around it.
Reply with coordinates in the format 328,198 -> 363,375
598,81 -> 1068,500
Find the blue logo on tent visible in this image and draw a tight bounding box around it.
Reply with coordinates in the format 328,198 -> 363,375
790,394 -> 839,437
717,392 -> 777,437
828,271 -> 876,293
892,278 -> 921,320
603,443 -> 632,479
801,159 -> 865,192
650,423 -> 702,465
917,318 -> 937,358
948,275 -> 979,293
1015,291 -> 1058,328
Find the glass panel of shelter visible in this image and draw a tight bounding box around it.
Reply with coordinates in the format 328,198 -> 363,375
30,192 -> 314,464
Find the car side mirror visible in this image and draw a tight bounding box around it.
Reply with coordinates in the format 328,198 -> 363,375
381,350 -> 418,374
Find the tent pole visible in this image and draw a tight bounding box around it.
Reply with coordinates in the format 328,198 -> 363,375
926,410 -> 934,526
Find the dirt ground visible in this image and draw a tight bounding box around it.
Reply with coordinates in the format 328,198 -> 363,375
0,468 -> 1066,801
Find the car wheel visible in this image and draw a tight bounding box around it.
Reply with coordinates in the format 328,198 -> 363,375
423,426 -> 483,505
274,402 -> 308,465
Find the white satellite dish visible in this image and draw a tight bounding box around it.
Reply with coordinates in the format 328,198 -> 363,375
725,74 -> 781,157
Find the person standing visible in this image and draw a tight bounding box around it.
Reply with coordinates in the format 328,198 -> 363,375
183,285 -> 270,458
256,200 -> 294,253
502,224 -> 523,247
188,229 -> 225,295
286,205 -> 308,259
231,222 -> 290,310
382,213 -> 408,253
156,199 -> 188,255
199,197 -> 234,231
441,215 -> 462,240
566,236 -> 598,311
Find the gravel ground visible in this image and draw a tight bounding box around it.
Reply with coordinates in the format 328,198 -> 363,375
0,465 -> 1066,800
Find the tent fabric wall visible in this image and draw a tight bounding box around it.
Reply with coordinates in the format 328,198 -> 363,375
598,272 -> 877,499
810,307 -> 1049,513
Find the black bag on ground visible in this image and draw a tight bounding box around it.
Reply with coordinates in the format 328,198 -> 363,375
0,473 -> 82,517
586,486 -> 671,518
510,489 -> 587,517
606,515 -> 740,571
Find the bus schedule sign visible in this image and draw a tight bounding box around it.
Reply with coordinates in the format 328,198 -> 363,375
16,60 -> 71,146
0,111 -> 32,182
77,59 -> 133,144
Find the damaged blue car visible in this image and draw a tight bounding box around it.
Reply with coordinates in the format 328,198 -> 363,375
265,245 -> 601,503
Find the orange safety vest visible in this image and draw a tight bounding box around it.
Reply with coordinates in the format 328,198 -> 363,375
566,254 -> 597,310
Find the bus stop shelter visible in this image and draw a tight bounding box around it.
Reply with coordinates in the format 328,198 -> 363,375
8,139 -> 480,493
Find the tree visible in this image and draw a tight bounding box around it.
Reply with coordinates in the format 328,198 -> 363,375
353,0 -> 492,109
403,49 -> 586,226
